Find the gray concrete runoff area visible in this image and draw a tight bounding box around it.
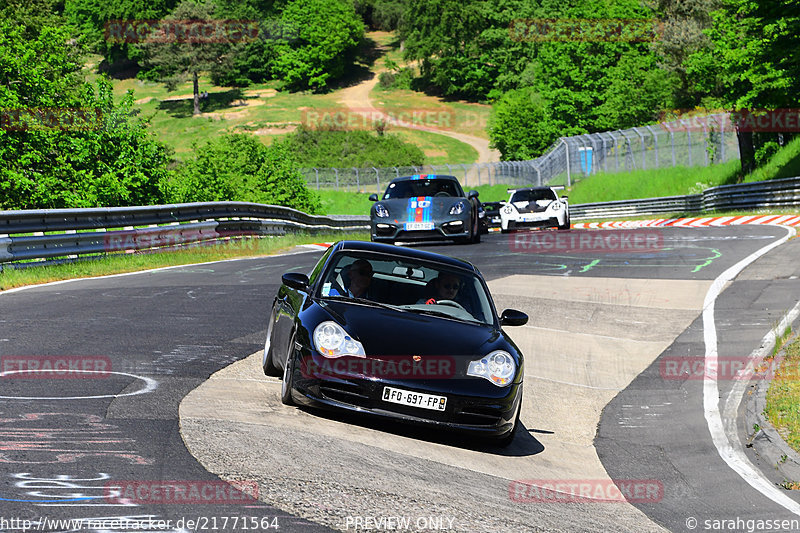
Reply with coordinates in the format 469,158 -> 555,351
180,274 -> 713,532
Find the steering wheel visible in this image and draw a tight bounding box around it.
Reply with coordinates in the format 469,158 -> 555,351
427,299 -> 467,311
434,191 -> 450,197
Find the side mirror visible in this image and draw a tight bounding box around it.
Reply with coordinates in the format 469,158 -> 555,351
282,272 -> 309,291
468,190 -> 479,199
561,195 -> 569,201
500,309 -> 528,327
369,194 -> 378,202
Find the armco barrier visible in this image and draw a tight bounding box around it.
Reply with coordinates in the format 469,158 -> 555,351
0,202 -> 369,265
1,178 -> 798,265
570,176 -> 800,221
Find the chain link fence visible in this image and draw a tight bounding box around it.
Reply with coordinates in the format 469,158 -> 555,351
300,113 -> 740,192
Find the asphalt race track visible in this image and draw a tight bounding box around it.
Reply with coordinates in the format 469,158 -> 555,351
1,225 -> 799,532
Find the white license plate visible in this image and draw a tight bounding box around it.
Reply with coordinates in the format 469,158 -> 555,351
404,222 -> 434,231
382,386 -> 446,411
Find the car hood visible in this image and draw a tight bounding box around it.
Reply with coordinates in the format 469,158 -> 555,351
377,196 -> 467,223
318,299 -> 500,357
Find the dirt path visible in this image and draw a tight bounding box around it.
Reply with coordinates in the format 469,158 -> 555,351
335,67 -> 500,164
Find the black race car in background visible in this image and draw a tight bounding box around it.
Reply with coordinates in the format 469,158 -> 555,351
368,174 -> 481,244
479,201 -> 504,232
263,240 -> 528,445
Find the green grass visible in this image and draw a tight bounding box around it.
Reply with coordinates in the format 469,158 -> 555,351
391,128 -> 478,164
318,190 -> 377,215
0,232 -> 368,291
90,31 -> 480,164
565,134 -> 800,204
745,135 -> 800,183
765,334 -> 800,454
563,160 -> 742,204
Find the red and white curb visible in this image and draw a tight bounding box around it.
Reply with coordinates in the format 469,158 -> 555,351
572,214 -> 800,230
299,242 -> 334,250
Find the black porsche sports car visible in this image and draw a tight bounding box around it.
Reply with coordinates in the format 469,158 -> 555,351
368,174 -> 481,244
263,240 -> 528,445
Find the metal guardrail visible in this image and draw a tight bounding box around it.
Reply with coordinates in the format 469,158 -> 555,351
570,176 -> 800,220
0,202 -> 369,265
1,178 -> 798,266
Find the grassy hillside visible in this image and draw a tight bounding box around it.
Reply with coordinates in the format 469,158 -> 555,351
317,138 -> 800,214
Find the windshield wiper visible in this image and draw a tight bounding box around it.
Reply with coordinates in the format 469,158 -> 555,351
403,306 -> 491,326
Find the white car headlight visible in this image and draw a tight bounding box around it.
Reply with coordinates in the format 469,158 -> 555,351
313,321 -> 366,358
449,201 -> 466,215
375,204 -> 389,218
467,350 -> 516,386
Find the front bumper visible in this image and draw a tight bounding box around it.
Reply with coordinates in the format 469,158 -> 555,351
502,211 -> 566,230
371,219 -> 471,242
288,371 -> 522,438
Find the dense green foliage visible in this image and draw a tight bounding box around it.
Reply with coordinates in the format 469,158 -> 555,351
66,0 -> 365,91
399,0 -> 800,165
0,20 -> 172,209
166,134 -> 322,213
281,126 -> 425,168
355,0 -> 406,30
270,0 -> 365,90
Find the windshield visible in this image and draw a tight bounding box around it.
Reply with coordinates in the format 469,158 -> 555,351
510,189 -> 557,203
316,251 -> 495,325
382,178 -> 464,200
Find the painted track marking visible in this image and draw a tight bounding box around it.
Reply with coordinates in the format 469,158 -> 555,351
702,224 -> 800,514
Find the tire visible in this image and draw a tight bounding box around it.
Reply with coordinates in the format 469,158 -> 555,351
280,333 -> 297,406
470,215 -> 481,244
263,306 -> 281,376
558,214 -> 571,230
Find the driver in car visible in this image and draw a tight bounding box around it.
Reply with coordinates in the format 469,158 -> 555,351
419,273 -> 462,304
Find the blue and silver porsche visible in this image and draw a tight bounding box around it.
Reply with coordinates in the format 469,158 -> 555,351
368,175 -> 481,244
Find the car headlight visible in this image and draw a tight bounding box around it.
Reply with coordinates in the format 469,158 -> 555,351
449,201 -> 466,215
502,205 -> 514,215
467,351 -> 516,386
551,202 -> 562,211
374,204 -> 389,218
313,321 -> 366,358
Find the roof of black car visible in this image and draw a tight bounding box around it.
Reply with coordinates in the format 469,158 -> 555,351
333,240 -> 477,272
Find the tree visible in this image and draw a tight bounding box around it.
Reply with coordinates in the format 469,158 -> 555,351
0,19 -> 171,209
138,0 -> 230,115
269,0 -> 365,91
489,88 -> 585,160
684,0 -> 800,174
168,134 -> 322,214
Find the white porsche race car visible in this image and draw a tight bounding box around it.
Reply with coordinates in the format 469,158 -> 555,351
499,186 -> 570,232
